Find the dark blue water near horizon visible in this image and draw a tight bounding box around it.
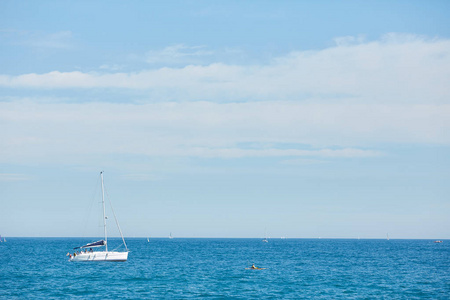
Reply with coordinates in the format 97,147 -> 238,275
1,238 -> 449,299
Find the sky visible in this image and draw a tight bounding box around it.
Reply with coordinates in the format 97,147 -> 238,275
1,0 -> 449,239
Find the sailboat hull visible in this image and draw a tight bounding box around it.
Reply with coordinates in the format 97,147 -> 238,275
69,251 -> 128,262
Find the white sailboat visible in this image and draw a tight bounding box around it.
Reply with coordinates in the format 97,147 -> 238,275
169,232 -> 173,239
262,228 -> 268,243
68,172 -> 128,262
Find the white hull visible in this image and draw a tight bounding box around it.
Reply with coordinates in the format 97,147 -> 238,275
70,251 -> 128,262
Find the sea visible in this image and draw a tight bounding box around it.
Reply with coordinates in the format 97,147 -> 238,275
1,238 -> 449,299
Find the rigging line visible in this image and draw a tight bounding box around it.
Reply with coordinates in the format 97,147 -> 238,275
111,244 -> 126,252
81,174 -> 101,239
104,187 -> 129,252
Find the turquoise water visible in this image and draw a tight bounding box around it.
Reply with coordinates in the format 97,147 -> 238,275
1,238 -> 449,299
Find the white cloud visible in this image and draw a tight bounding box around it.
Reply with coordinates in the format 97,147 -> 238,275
0,173 -> 30,181
121,173 -> 160,181
99,64 -> 124,71
30,31 -> 73,49
333,34 -> 366,46
177,147 -> 382,158
1,34 -> 449,103
1,30 -> 74,49
281,158 -> 328,166
145,44 -> 214,64
1,34 -> 449,165
1,100 -> 448,164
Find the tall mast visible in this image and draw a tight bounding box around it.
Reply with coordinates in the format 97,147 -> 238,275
101,171 -> 108,252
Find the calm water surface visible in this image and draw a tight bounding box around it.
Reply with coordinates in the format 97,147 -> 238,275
1,238 -> 449,299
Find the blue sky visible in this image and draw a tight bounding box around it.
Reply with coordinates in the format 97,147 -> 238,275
1,0 -> 449,238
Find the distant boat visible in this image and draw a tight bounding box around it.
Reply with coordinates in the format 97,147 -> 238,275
434,240 -> 443,243
169,232 -> 173,239
68,172 -> 128,262
262,228 -> 268,243
147,237 -> 150,242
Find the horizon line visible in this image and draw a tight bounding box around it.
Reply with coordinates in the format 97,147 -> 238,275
2,236 -> 447,240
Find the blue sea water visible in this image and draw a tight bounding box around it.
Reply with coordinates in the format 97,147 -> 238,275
1,238 -> 449,299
